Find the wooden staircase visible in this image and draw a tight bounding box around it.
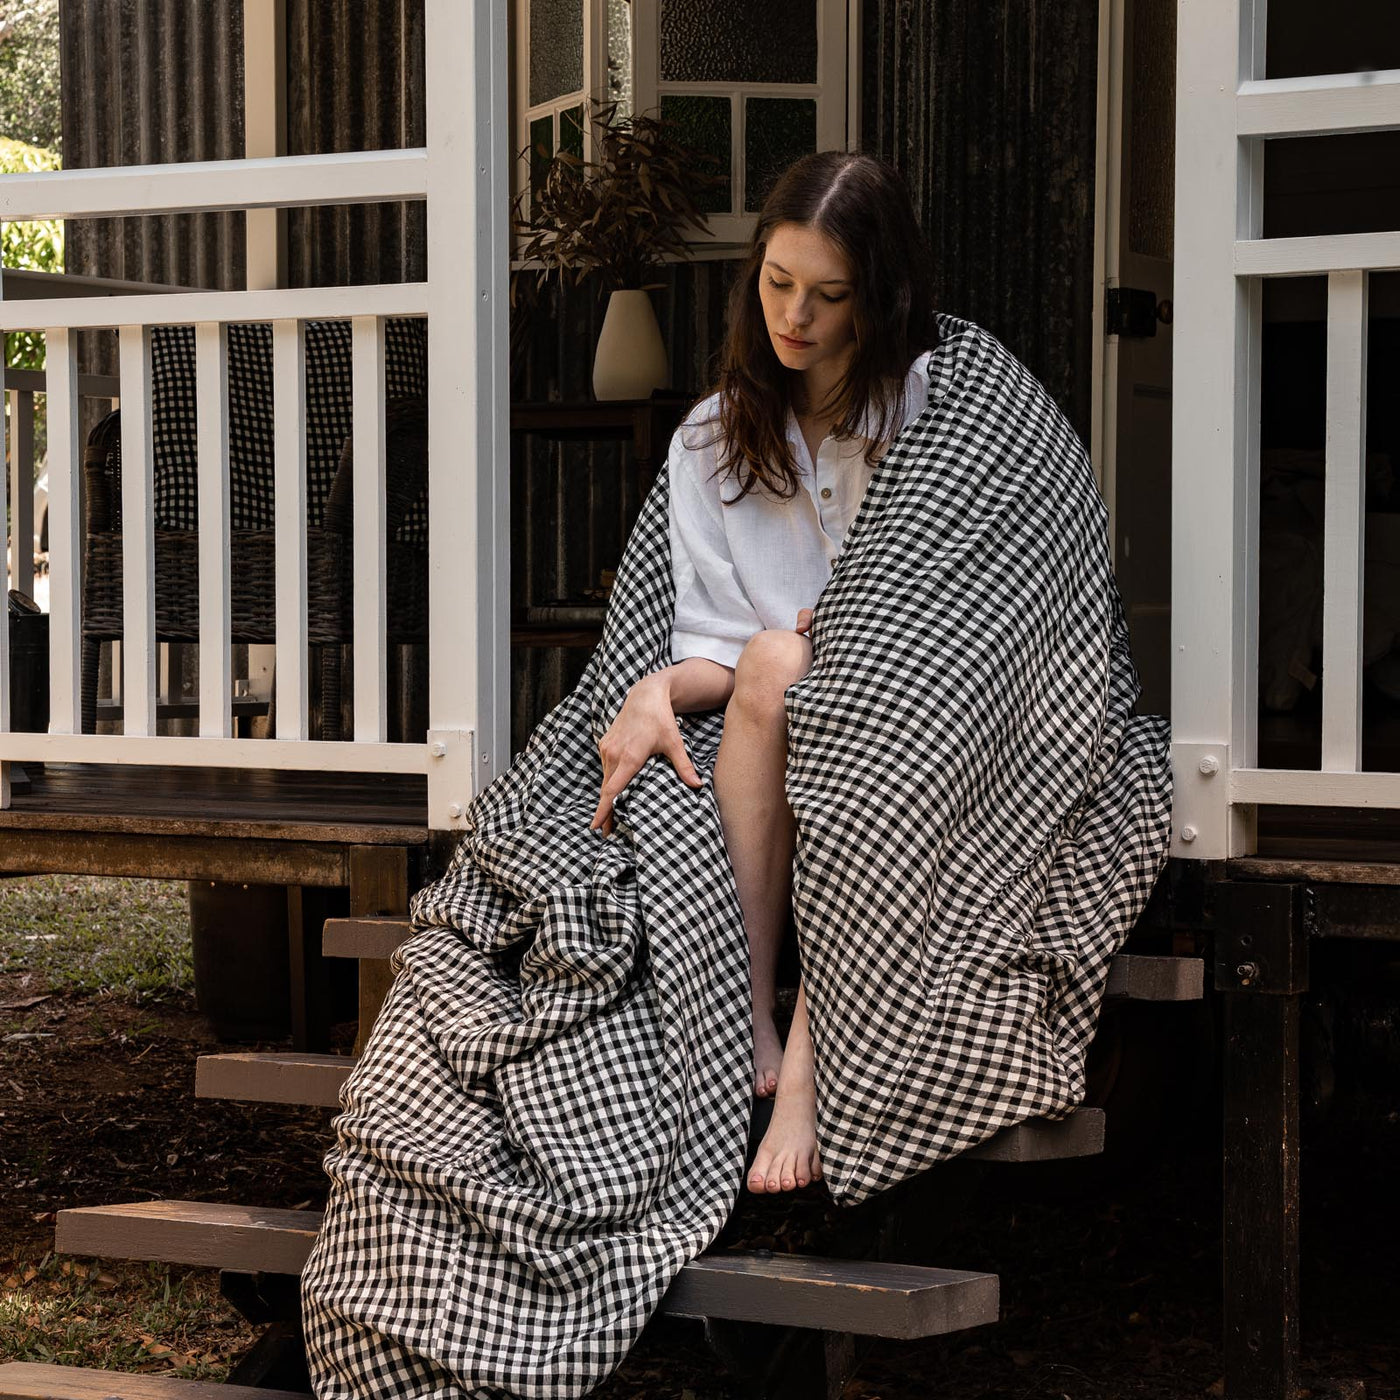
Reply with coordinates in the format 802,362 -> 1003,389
20,916 -> 1203,1400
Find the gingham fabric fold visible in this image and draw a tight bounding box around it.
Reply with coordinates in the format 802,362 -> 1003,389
301,313 -> 1173,1398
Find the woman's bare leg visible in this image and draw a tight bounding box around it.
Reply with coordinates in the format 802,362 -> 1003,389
712,629 -> 810,1098
748,983 -> 822,1192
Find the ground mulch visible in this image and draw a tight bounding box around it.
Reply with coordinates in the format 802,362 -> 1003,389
2,974 -> 1396,1398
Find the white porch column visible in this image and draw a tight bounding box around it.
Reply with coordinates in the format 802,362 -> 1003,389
1169,0 -> 1265,858
424,0 -> 511,827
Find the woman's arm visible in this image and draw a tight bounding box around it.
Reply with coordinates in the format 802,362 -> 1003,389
649,655 -> 736,714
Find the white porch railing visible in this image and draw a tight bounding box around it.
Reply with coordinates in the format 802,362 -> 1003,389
1171,16 -> 1400,858
0,0 -> 509,831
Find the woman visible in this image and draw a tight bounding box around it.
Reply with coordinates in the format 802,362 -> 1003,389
587,151 -> 939,1196
303,147 -> 1172,1400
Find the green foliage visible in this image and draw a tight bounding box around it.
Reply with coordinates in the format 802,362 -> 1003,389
0,875 -> 193,999
0,136 -> 62,374
0,1 -> 62,153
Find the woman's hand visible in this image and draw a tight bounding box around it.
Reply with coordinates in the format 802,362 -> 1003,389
795,608 -> 813,636
590,672 -> 703,836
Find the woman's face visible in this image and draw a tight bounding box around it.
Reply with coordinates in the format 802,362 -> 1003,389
758,221 -> 857,383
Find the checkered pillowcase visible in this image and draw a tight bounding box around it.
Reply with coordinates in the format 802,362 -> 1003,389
149,317 -> 428,538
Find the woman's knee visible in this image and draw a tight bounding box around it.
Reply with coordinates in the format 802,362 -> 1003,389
730,629 -> 813,712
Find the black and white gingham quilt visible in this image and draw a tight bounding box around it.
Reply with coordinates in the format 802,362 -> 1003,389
149,317 -> 428,534
300,314 -> 1173,1398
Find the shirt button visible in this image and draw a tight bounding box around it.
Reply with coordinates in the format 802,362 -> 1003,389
828,557 -> 837,570
820,487 -> 832,499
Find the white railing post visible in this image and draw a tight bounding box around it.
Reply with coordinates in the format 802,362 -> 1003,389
45,328 -> 82,735
425,0 -> 510,828
351,314 -> 387,744
1170,0 -> 1265,859
14,389 -> 34,602
1321,270 -> 1370,773
118,324 -> 157,736
0,351 -> 9,811
196,320 -> 232,738
7,389 -> 34,600
273,317 -> 308,740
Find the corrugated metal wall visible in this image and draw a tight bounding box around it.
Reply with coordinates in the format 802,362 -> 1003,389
861,0 -> 1101,440
57,0 -> 1102,752
284,0 -> 426,286
60,0 -> 246,291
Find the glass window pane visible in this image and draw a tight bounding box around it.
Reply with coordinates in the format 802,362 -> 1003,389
744,97 -> 816,213
560,105 -> 584,160
529,114 -> 554,209
529,0 -> 584,105
606,0 -> 634,114
659,94 -> 732,216
660,0 -> 817,84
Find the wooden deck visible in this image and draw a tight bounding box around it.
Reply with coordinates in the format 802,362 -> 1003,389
0,764 -> 427,886
1256,803 -> 1400,866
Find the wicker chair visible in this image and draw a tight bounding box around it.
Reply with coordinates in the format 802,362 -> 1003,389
80,320 -> 428,738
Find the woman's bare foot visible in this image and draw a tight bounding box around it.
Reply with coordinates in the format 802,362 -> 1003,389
747,1080 -> 822,1193
752,1010 -> 783,1098
748,981 -> 821,1191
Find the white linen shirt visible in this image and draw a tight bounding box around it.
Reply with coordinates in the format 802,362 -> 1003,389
667,349 -> 935,669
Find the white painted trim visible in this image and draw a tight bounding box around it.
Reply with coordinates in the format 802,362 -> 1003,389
1235,231 -> 1400,277
196,322 -> 233,739
1236,68 -> 1400,138
1090,0 -> 1124,504
244,0 -> 289,291
273,319 -> 309,741
0,386 -> 8,753
478,0 -> 513,803
509,245 -> 747,270
632,0 -> 658,121
1320,270 -> 1369,773
1,283 -> 428,333
0,268 -> 194,298
426,0 -> 502,828
351,315 -> 388,745
659,79 -> 825,99
846,0 -> 861,151
1170,0 -> 1264,859
0,148 -> 428,222
1231,767 -> 1400,808
0,730 -> 428,774
7,390 -> 34,599
44,329 -> 82,735
118,326 -> 157,738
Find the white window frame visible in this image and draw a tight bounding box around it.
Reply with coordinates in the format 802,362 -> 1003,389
512,0 -> 853,256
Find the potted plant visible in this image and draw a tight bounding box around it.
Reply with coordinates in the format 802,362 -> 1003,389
511,97 -> 725,401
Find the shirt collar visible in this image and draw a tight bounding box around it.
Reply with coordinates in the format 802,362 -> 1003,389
784,350 -> 933,449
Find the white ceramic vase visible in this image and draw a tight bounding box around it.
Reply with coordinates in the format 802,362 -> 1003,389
592,288 -> 669,401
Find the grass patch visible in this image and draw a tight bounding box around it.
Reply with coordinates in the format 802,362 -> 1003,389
0,1249 -> 256,1380
0,875 -> 191,999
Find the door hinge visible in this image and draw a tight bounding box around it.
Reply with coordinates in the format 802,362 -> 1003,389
1106,285 -> 1162,339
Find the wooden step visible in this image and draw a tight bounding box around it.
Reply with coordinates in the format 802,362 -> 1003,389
1104,954 -> 1204,1000
193,1049 -> 1105,1159
324,916 -> 1206,1003
57,1200 -> 319,1275
195,1052 -> 350,1107
663,1252 -> 997,1338
964,1106 -> 1104,1161
55,1201 -> 998,1342
322,916 -> 409,960
0,1361 -> 308,1400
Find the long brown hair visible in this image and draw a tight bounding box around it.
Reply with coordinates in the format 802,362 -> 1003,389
688,151 -> 939,503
